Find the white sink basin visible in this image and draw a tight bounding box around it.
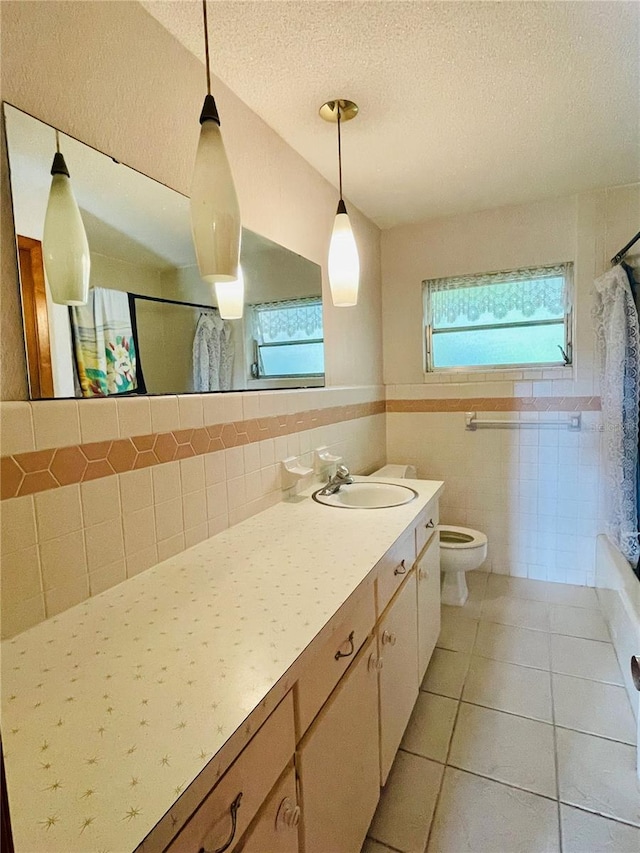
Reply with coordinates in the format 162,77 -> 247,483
312,481 -> 418,509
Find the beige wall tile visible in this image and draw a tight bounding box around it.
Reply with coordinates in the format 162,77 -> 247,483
80,476 -> 121,527
204,451 -> 226,485
117,397 -> 151,438
227,476 -> 246,511
180,456 -> 205,494
78,398 -> 119,443
39,530 -> 87,590
206,483 -> 228,519
35,484 -> 83,542
225,447 -> 245,479
1,592 -> 46,639
178,395 -> 203,429
154,498 -> 184,541
119,469 -> 153,514
243,442 -> 261,474
126,545 -> 158,578
157,533 -> 185,562
185,524 -> 208,548
89,560 -> 126,596
1,495 -> 37,554
32,400 -> 80,450
208,515 -> 229,537
152,462 -> 181,505
182,491 -> 207,529
45,576 -> 90,618
85,518 -> 125,571
202,395 -> 225,426
123,506 -> 156,556
1,546 -> 42,599
0,402 -> 35,456
150,396 -> 180,434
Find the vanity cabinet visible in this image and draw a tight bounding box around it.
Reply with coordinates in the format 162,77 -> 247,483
377,573 -> 419,784
416,531 -> 441,682
296,636 -> 380,853
235,764 -> 300,853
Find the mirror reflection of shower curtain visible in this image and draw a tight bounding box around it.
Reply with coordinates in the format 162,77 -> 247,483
70,287 -> 138,397
593,264 -> 640,571
192,310 -> 234,392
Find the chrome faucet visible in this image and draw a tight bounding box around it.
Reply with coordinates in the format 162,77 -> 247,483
318,465 -> 354,495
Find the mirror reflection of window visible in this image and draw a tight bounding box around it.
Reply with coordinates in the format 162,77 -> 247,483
250,298 -> 324,379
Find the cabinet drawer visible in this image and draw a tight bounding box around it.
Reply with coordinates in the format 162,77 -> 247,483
415,499 -> 440,558
167,693 -> 295,853
375,527 -> 416,616
236,763 -> 299,853
296,581 -> 375,738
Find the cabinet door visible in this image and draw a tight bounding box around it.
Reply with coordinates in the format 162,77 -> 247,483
417,532 -> 441,682
236,764 -> 299,853
297,637 -> 380,853
378,574 -> 419,785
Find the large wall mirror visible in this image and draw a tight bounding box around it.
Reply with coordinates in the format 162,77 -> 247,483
3,104 -> 324,399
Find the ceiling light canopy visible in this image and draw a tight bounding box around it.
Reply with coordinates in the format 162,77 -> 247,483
42,131 -> 90,306
320,98 -> 360,308
190,0 -> 242,297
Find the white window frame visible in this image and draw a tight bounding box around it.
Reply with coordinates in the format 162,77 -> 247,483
423,263 -> 573,374
249,297 -> 325,381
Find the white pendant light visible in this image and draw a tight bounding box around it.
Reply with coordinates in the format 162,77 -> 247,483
320,99 -> 360,307
42,130 -> 90,306
190,0 -> 241,285
215,266 -> 244,320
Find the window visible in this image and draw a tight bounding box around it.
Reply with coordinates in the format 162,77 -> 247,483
423,263 -> 573,371
250,297 -> 324,379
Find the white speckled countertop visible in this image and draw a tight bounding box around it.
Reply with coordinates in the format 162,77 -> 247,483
1,477 -> 443,853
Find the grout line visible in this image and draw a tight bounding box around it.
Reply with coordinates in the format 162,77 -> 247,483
553,720 -> 637,748
558,801 -> 640,831
444,765 -> 561,804
549,649 -> 564,853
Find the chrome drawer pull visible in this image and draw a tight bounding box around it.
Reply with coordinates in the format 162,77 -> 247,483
335,630 -> 355,660
202,792 -> 242,853
425,519 -> 435,529
394,559 -> 407,576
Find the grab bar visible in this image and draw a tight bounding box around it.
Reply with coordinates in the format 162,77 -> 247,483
465,411 -> 581,431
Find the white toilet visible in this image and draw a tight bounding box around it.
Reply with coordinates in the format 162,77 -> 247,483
439,525 -> 488,606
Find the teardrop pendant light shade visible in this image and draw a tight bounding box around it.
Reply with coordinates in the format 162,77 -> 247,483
42,149 -> 90,306
328,199 -> 360,307
190,1 -> 242,287
215,266 -> 245,320
320,99 -> 360,307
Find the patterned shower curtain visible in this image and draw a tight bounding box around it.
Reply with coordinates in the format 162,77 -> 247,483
593,264 -> 640,571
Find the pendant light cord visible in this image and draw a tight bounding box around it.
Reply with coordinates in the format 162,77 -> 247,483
202,0 -> 211,95
55,129 -> 60,154
337,103 -> 343,200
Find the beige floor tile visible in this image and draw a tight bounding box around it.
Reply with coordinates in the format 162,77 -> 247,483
427,767 -> 560,853
401,692 -> 458,763
485,573 -> 550,603
480,595 -> 550,631
458,570 -> 488,618
474,621 -> 550,670
421,648 -> 470,699
361,839 -> 396,853
560,805 -> 640,853
463,656 -> 552,722
368,750 -> 443,853
448,703 -> 556,797
550,635 -> 623,685
553,674 -> 636,744
437,608 -> 478,653
545,582 -> 600,609
557,728 -> 640,826
549,603 -> 610,642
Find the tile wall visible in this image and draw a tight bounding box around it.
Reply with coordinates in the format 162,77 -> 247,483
386,377 -> 605,587
0,386 -> 386,638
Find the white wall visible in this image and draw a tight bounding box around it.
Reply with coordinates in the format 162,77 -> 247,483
383,185 -> 639,585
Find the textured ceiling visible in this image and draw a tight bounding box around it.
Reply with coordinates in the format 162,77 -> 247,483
142,1 -> 640,229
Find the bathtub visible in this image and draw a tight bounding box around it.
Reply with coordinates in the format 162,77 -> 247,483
595,534 -> 640,776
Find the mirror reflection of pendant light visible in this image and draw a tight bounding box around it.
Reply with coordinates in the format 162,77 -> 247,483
320,99 -> 360,307
42,129 -> 90,305
190,0 -> 242,297
215,266 -> 245,320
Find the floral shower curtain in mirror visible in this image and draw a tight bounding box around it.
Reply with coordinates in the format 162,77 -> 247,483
593,264 -> 640,571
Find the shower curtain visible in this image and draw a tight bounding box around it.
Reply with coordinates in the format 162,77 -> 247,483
593,264 -> 640,571
192,310 -> 234,392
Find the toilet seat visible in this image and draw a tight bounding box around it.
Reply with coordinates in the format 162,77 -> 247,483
439,525 -> 487,550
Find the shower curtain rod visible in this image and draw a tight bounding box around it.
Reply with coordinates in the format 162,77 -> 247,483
611,229 -> 640,266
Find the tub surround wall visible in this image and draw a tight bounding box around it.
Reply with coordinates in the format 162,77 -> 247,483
383,185 -> 639,586
0,386 -> 386,638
